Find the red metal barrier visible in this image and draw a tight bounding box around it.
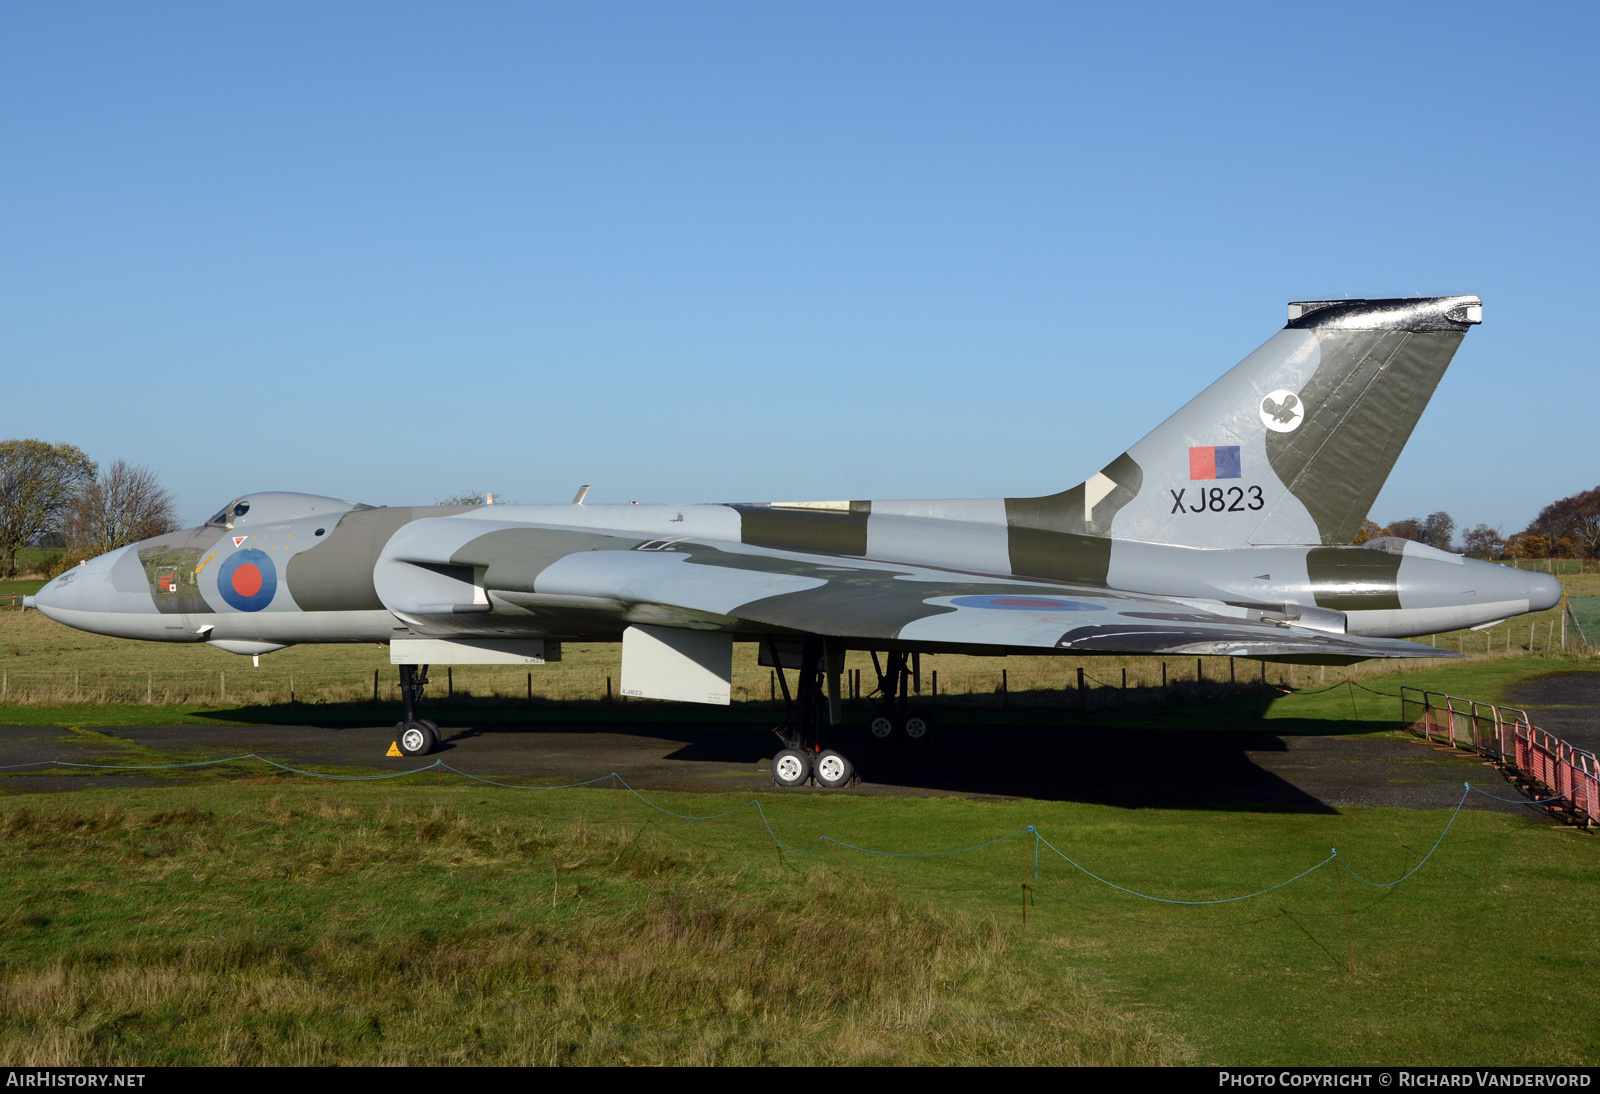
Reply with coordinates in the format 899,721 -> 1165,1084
1402,686 -> 1598,828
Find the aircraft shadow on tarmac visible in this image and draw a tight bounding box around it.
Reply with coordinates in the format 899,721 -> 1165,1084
200,693 -> 1349,813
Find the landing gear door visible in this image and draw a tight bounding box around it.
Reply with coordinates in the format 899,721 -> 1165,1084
620,625 -> 732,705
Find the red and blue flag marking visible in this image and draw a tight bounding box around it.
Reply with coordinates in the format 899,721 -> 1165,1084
1189,445 -> 1241,480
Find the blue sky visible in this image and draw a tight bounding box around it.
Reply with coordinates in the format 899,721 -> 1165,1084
4,2 -> 1595,536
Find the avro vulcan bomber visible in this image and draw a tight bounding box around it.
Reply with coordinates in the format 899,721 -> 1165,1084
30,296 -> 1560,785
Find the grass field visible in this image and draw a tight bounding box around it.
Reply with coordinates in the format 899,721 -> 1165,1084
1,770 -> 1594,1065
2,576 -> 1597,1066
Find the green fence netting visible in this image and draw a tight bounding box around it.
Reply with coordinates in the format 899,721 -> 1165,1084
1567,597 -> 1600,647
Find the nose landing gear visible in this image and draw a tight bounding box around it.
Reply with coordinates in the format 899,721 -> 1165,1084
394,663 -> 441,756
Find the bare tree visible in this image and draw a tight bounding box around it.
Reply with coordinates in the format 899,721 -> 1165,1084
67,460 -> 179,559
1422,511 -> 1456,551
0,440 -> 97,576
1461,523 -> 1506,560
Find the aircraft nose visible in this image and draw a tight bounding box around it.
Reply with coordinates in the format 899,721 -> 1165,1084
30,545 -> 152,623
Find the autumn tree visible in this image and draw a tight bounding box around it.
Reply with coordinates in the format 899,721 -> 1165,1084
1505,532 -> 1549,559
0,440 -> 97,576
1352,519 -> 1394,545
1524,486 -> 1600,557
1387,517 -> 1423,542
66,460 -> 179,559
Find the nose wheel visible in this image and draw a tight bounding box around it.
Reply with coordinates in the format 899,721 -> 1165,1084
393,664 -> 442,756
397,719 -> 439,757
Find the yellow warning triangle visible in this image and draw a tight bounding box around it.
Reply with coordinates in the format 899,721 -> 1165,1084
386,741 -> 402,757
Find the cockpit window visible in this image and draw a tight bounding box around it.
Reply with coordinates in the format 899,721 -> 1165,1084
206,500 -> 252,526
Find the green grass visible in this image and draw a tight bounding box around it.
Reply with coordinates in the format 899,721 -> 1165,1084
0,784 -> 1173,1066
0,774 -> 1593,1065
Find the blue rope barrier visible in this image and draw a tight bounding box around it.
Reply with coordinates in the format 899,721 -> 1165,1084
0,754 -> 258,771
1036,834 -> 1338,905
1333,785 -> 1468,888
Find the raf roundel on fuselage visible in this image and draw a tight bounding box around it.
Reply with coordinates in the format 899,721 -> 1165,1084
218,548 -> 278,611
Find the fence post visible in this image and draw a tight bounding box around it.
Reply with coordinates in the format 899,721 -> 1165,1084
1001,668 -> 1008,710
932,669 -> 938,704
1077,666 -> 1085,709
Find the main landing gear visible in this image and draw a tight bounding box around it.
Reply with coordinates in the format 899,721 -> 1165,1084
395,663 -> 442,756
768,636 -> 857,789
866,651 -> 937,744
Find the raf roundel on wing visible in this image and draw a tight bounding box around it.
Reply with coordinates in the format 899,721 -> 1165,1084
218,548 -> 277,611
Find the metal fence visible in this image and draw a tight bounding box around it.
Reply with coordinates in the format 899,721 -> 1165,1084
1400,686 -> 1599,827
0,667 -> 621,706
1492,559 -> 1598,574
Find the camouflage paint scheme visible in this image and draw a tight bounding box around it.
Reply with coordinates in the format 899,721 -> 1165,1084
31,297 -> 1561,669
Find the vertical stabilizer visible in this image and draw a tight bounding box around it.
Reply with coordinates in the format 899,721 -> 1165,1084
1083,296 -> 1480,549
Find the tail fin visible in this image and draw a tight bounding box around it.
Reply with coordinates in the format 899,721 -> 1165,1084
1006,296 -> 1482,559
